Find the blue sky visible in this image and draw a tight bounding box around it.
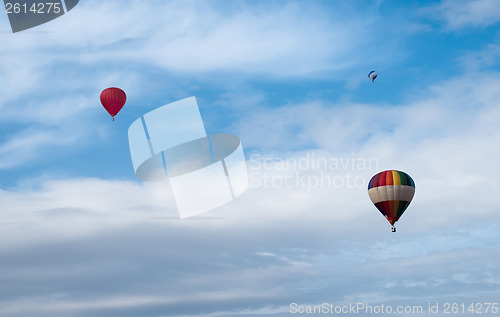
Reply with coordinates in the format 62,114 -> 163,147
1,0 -> 500,316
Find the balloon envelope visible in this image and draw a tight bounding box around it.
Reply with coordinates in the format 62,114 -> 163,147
368,70 -> 377,82
100,87 -> 126,119
368,170 -> 415,226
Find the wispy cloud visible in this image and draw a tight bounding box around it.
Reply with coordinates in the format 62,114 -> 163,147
423,0 -> 500,30
1,68 -> 500,315
0,0 -> 381,78
459,44 -> 500,71
0,0 -> 392,172
1,1 -> 500,316
0,127 -> 80,169
0,176 -> 498,316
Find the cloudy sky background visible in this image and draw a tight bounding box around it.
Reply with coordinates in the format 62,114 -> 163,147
1,0 -> 500,316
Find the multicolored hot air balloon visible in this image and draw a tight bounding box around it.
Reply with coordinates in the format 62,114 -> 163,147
368,170 -> 415,232
368,70 -> 377,83
100,87 -> 127,121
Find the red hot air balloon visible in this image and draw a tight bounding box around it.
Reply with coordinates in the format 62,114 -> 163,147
368,170 -> 415,232
100,87 -> 126,121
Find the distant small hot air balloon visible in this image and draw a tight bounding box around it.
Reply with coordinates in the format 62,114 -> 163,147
368,70 -> 377,83
368,170 -> 415,232
100,87 -> 126,121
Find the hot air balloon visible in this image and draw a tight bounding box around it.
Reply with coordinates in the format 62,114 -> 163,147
368,70 -> 377,83
100,87 -> 127,121
368,170 -> 415,232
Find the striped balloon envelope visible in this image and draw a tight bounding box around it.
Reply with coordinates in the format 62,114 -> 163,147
368,170 -> 415,231
100,87 -> 127,121
368,70 -> 377,82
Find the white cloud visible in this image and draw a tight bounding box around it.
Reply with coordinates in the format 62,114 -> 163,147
0,0 -> 391,171
230,72 -> 500,235
1,0 -> 381,78
6,69 -> 492,234
96,1 -> 373,75
460,44 -> 500,71
1,1 -> 500,316
2,66 -> 500,312
0,175 -> 498,316
424,0 -> 500,30
0,127 -> 79,169
0,151 -> 499,316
